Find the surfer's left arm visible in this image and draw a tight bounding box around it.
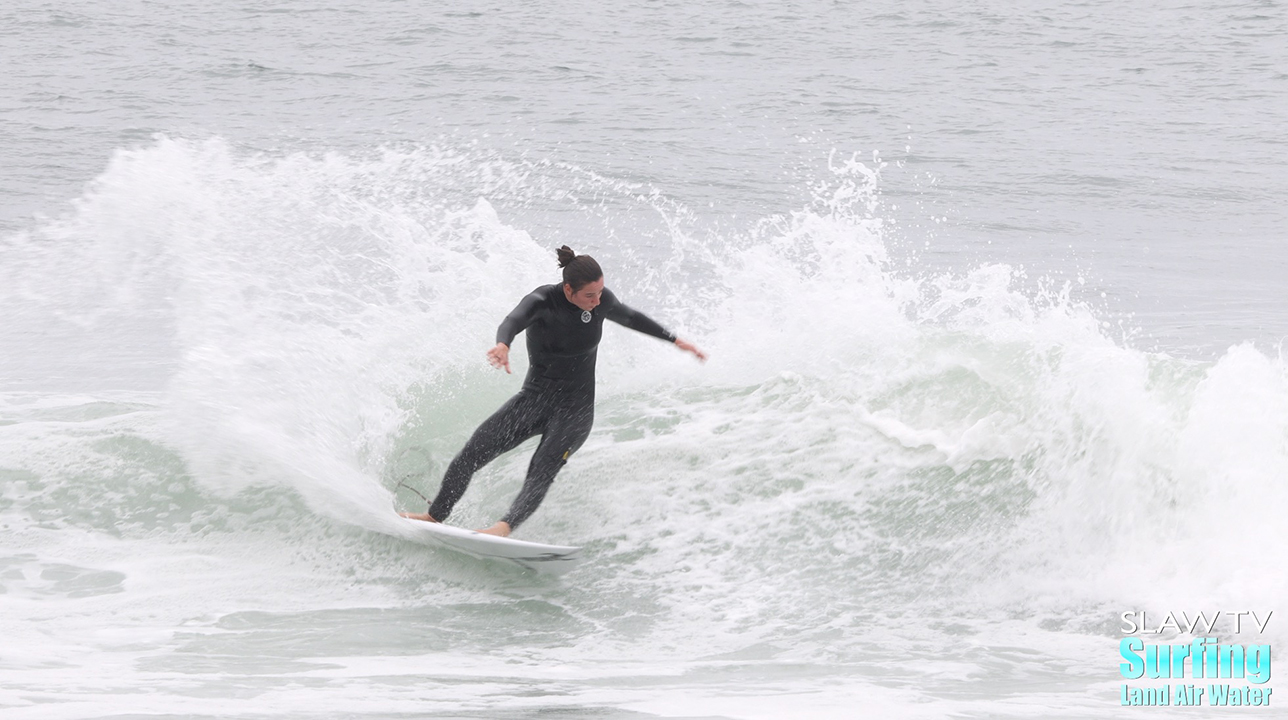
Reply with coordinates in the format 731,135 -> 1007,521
602,288 -> 707,362
672,337 -> 706,361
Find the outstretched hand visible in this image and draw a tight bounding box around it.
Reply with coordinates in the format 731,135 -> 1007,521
487,342 -> 511,373
674,338 -> 708,362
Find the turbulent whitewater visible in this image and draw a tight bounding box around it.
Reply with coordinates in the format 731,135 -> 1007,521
3,2 -> 1286,718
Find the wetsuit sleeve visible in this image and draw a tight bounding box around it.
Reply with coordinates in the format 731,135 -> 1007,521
601,288 -> 677,342
496,288 -> 546,346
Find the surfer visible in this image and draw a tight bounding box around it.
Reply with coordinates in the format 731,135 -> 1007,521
401,245 -> 706,536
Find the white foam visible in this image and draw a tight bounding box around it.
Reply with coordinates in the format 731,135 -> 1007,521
3,138 -> 1285,717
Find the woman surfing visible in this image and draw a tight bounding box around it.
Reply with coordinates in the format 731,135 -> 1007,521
400,245 -> 706,536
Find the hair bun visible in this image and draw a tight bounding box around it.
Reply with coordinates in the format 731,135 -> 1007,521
556,245 -> 576,268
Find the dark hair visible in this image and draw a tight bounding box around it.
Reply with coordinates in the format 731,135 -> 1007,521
556,245 -> 602,292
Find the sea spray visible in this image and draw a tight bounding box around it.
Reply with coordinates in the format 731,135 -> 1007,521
2,138 -> 1285,692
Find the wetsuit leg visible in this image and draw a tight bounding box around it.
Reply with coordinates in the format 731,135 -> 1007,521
500,393 -> 595,530
427,392 -> 544,522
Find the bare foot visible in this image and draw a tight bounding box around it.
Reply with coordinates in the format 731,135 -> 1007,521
399,512 -> 438,522
475,521 -> 511,537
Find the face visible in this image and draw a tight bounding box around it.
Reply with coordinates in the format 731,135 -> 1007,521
563,276 -> 604,312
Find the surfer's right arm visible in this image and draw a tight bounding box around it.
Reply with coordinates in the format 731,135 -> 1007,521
486,343 -> 511,373
490,287 -> 547,374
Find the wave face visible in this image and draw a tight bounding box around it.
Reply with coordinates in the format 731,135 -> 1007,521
2,138 -> 1285,718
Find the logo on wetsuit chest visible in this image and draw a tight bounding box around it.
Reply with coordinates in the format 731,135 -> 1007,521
580,310 -> 592,323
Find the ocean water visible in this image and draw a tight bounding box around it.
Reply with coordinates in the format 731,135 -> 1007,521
2,2 -> 1285,718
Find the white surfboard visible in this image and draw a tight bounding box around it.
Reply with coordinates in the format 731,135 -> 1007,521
401,517 -> 582,575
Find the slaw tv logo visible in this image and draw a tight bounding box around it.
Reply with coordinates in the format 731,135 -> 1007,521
1119,611 -> 1273,707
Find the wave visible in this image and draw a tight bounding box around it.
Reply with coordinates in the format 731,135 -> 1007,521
2,137 -> 1285,658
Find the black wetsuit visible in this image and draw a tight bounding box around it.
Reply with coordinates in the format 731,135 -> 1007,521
427,284 -> 676,529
